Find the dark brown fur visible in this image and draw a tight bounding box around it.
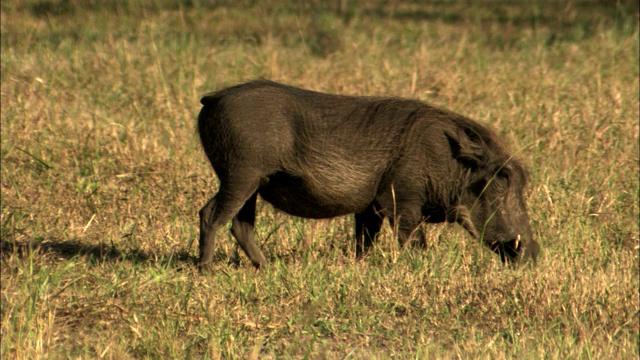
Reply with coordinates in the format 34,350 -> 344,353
197,80 -> 539,270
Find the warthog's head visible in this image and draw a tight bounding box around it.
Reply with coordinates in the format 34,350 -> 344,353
446,129 -> 540,264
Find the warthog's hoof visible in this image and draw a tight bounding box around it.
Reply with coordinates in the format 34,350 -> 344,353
198,262 -> 214,274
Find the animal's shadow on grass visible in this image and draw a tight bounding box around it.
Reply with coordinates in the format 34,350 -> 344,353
0,236 -> 364,271
0,239 -> 212,271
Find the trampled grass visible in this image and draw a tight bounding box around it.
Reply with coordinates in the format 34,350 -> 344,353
1,0 -> 638,358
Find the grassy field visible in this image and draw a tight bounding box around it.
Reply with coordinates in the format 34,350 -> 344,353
1,0 -> 638,358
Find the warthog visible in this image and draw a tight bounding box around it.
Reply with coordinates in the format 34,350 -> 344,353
197,80 -> 539,270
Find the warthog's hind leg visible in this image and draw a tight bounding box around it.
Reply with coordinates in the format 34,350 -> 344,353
199,176 -> 260,272
198,197 -> 219,272
231,192 -> 268,268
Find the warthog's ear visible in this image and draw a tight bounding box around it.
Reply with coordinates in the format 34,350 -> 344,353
445,128 -> 486,169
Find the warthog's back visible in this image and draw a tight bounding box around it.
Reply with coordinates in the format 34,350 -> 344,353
198,81 -> 425,218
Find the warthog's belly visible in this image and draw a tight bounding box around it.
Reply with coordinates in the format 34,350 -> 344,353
258,171 -> 376,219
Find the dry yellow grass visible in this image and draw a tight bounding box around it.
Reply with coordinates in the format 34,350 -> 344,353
1,1 -> 638,358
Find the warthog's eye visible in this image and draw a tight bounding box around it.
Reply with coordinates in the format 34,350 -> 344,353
495,164 -> 512,182
469,179 -> 487,195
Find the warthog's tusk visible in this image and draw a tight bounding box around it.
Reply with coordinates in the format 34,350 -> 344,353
514,234 -> 521,249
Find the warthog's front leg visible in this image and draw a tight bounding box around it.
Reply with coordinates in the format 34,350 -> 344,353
354,203 -> 384,256
390,203 -> 427,249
